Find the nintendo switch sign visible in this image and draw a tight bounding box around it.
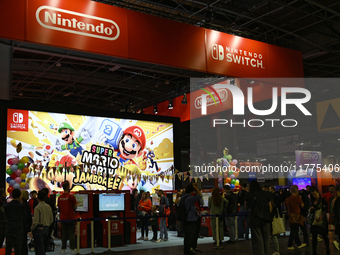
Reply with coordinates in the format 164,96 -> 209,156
7,109 -> 29,132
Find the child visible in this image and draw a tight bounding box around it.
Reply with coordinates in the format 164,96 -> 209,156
149,205 -> 158,242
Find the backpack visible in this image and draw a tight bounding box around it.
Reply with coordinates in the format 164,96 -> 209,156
177,196 -> 189,221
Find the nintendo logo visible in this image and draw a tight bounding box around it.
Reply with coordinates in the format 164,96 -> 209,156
194,89 -> 228,109
13,113 -> 24,123
36,6 -> 120,41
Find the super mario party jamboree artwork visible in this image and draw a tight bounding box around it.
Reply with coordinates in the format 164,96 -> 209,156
6,109 -> 174,194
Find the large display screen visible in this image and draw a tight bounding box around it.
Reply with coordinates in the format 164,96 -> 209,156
202,192 -> 210,207
6,109 -> 174,193
99,193 -> 124,211
292,178 -> 311,190
75,193 -> 89,212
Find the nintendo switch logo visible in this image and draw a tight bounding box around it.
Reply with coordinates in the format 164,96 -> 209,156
13,113 -> 24,123
7,109 -> 29,132
212,44 -> 224,60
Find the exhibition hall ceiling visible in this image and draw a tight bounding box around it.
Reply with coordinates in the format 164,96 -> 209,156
6,0 -> 340,160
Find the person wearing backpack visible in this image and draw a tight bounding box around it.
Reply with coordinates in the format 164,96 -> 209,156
181,184 -> 203,255
223,185 -> 237,243
245,180 -> 272,255
156,190 -> 169,242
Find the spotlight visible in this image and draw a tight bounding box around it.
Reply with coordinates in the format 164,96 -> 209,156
154,105 -> 158,114
168,99 -> 173,109
181,93 -> 187,105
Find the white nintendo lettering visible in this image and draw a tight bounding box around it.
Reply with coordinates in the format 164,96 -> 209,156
36,6 -> 120,41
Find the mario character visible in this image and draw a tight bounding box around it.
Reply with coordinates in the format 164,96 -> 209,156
147,149 -> 161,172
116,126 -> 146,165
55,122 -> 91,158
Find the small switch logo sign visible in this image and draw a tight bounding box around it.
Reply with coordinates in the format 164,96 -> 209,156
7,109 -> 29,132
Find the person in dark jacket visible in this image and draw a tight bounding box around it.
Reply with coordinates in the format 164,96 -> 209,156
310,187 -> 330,255
0,189 -> 6,250
4,189 -> 26,255
21,190 -> 33,255
156,189 -> 169,242
333,186 -> 340,250
182,184 -> 203,255
299,188 -> 310,245
41,188 -> 56,251
223,185 -> 237,243
269,186 -> 281,255
245,180 -> 272,255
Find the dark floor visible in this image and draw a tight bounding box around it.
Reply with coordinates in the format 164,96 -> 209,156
102,234 -> 336,255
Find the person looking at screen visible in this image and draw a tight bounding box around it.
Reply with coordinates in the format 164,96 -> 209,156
57,181 -> 77,254
137,192 -> 152,241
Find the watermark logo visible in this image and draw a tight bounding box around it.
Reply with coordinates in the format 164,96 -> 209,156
197,84 -> 312,128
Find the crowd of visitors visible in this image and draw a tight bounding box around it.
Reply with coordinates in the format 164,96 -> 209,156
1,181 -> 340,255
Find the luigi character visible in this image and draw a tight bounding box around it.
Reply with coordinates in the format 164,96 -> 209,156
55,122 -> 91,158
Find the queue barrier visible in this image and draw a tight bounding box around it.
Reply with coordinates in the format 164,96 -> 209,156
55,211 -> 252,253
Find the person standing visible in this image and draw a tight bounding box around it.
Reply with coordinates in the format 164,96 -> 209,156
137,192 -> 151,241
4,189 -> 26,255
21,190 -> 33,255
58,181 -> 77,254
175,190 -> 185,237
237,183 -> 249,240
181,184 -> 203,255
322,184 -> 335,213
245,180 -> 272,255
269,186 -> 281,255
41,188 -> 56,252
130,189 -> 138,212
333,186 -> 340,250
285,185 -> 306,250
310,187 -> 330,255
156,189 -> 169,242
223,185 -> 237,243
208,187 -> 228,244
28,190 -> 53,255
0,189 -> 6,250
149,205 -> 159,242
300,188 -> 310,245
29,191 -> 38,216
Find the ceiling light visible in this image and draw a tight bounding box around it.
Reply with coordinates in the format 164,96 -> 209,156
168,99 -> 173,109
165,80 -> 170,85
181,93 -> 187,105
56,62 -> 61,67
19,92 -> 23,96
154,105 -> 158,114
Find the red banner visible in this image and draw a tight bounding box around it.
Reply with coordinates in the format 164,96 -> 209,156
26,0 -> 128,58
0,0 -> 304,78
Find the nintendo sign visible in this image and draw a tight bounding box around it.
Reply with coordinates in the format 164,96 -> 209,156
35,6 -> 120,40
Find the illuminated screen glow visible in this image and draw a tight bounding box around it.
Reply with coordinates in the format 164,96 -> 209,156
6,109 -> 174,193
292,178 -> 311,190
99,193 -> 124,211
